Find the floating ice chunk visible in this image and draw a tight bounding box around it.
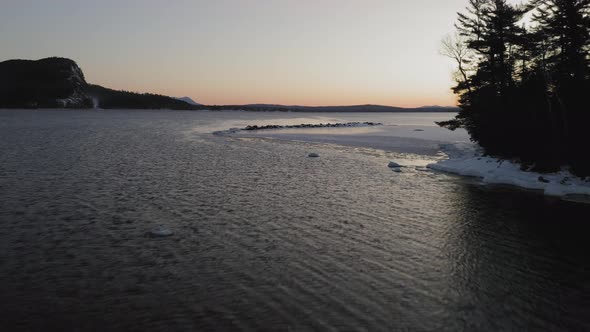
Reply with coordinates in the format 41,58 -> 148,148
308,153 -> 320,158
388,161 -> 402,168
148,226 -> 174,238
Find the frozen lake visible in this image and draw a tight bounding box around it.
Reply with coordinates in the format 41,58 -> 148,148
0,109 -> 589,331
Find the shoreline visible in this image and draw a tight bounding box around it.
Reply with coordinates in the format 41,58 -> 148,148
214,122 -> 590,199
427,143 -> 590,198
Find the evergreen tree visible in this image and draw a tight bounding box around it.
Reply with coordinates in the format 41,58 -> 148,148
441,0 -> 590,175
531,0 -> 590,173
443,0 -> 527,155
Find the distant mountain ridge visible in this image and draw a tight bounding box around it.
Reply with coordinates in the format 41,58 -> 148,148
0,57 -> 457,112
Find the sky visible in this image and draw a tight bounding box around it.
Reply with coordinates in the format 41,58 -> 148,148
0,0 -> 516,107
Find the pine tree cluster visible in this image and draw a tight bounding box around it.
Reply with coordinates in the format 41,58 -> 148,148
440,0 -> 590,175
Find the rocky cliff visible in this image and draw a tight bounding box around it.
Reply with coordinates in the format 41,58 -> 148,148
0,57 -> 93,108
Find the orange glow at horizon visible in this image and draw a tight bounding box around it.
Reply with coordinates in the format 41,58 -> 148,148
96,79 -> 458,108
2,0 -> 467,108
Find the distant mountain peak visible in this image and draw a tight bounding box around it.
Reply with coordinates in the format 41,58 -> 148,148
176,96 -> 201,105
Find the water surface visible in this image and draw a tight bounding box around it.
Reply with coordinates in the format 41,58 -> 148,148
0,109 -> 588,331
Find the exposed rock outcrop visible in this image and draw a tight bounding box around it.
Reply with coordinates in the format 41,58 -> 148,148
0,57 -> 93,108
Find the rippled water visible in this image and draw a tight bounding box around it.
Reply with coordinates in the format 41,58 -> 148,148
0,109 -> 589,331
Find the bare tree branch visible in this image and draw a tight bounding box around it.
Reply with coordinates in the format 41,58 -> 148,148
440,33 -> 473,92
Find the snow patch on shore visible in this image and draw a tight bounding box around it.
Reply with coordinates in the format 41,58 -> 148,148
428,143 -> 590,197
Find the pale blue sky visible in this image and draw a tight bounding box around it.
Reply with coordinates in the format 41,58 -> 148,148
0,0 -> 521,106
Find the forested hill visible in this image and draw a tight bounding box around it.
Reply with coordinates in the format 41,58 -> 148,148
86,85 -> 200,110
0,57 -> 93,108
440,0 -> 590,176
0,57 -> 198,110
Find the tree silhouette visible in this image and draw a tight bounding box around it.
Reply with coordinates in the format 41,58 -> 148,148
441,0 -> 590,175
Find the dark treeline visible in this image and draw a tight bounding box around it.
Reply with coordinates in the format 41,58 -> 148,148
87,85 -> 202,110
439,0 -> 590,176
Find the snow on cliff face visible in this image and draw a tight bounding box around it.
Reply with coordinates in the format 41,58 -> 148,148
55,64 -> 88,107
428,143 -> 590,197
68,64 -> 86,87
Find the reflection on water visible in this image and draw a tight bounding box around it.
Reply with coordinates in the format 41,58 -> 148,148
439,185 -> 590,330
0,110 -> 588,331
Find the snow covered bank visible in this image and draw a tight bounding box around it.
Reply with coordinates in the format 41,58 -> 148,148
428,143 -> 590,197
